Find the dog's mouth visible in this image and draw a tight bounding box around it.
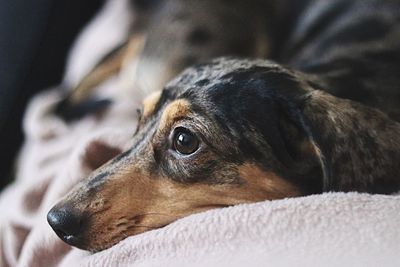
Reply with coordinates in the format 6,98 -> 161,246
47,200 -> 181,251
46,167 -> 301,252
47,196 -> 234,252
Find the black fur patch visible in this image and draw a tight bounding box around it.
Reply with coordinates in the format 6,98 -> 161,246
186,28 -> 213,46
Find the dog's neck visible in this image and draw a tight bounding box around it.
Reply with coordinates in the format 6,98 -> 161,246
302,90 -> 400,193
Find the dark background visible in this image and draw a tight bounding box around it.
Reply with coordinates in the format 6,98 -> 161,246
0,0 -> 105,191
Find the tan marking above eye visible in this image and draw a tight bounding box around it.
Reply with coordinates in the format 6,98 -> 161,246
158,99 -> 191,131
142,90 -> 162,119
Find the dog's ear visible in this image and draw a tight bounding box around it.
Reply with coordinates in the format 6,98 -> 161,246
274,98 -> 330,193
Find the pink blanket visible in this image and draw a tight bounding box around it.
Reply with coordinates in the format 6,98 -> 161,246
1,101 -> 399,266
1,1 -> 400,266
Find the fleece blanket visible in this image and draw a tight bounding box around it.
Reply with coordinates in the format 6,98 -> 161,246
1,0 -> 400,266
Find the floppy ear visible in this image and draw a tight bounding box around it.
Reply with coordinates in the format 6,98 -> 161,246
274,98 -> 330,194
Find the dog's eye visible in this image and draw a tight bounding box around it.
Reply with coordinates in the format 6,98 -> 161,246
172,127 -> 199,155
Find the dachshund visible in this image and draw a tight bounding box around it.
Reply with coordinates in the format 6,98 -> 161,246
55,0 -> 273,121
48,0 -> 400,252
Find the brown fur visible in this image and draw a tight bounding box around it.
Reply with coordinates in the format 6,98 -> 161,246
142,90 -> 162,119
158,99 -> 191,130
56,160 -> 299,251
238,164 -> 301,199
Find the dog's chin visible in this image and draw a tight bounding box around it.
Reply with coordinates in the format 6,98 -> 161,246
85,240 -> 121,253
76,210 -> 213,252
78,228 -> 145,252
76,221 -> 172,252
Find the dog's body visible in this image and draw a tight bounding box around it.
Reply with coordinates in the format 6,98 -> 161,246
48,0 -> 400,252
278,0 -> 400,121
56,0 -> 274,120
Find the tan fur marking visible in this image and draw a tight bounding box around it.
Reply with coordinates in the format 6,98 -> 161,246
81,164 -> 297,250
142,90 -> 162,118
158,99 -> 191,130
237,164 -> 301,199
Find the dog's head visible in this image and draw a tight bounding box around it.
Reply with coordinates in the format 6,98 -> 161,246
48,58 -> 327,251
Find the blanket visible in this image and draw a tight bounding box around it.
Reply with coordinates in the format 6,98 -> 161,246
1,0 -> 399,266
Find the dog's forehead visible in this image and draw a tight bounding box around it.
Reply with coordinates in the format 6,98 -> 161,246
165,58 -> 283,94
146,58 -> 296,123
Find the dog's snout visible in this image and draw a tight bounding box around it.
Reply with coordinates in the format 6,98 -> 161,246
47,205 -> 85,246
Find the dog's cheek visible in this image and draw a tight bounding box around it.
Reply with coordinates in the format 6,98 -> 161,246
78,173 -> 162,249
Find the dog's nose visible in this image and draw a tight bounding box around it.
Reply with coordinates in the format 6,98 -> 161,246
47,205 -> 84,246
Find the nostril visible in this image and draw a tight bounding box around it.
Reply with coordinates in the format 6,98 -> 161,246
47,205 -> 84,245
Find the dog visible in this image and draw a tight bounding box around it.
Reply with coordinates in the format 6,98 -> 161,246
55,0 -> 273,121
48,0 -> 400,252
